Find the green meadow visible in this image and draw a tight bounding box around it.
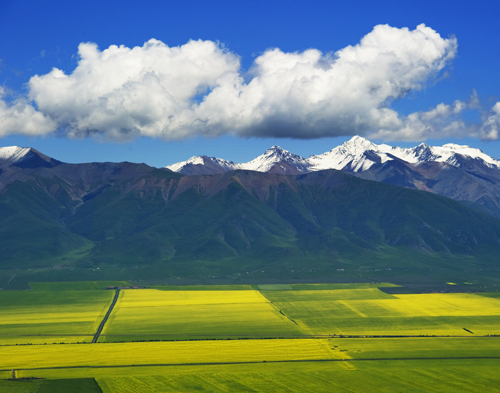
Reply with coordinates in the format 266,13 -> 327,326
0,289 -> 113,345
2,359 -> 499,393
1,282 -> 500,392
262,289 -> 500,336
100,289 -> 304,342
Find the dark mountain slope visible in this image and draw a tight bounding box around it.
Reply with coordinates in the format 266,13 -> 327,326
1,162 -> 500,280
354,159 -> 500,219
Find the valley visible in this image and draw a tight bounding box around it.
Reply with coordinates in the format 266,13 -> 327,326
1,139 -> 500,391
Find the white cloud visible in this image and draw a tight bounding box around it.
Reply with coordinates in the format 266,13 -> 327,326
28,39 -> 241,140
369,97 -> 500,142
0,23 -> 497,142
369,100 -> 468,141
480,102 -> 500,140
0,87 -> 56,137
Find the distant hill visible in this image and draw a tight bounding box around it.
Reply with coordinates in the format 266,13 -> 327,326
1,150 -> 500,284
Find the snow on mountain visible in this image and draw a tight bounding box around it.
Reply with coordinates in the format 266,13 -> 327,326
166,136 -> 500,175
419,143 -> 500,169
166,146 -> 311,175
309,136 -> 500,172
166,155 -> 239,175
242,146 -> 310,173
0,146 -> 31,165
308,136 -> 394,172
375,141 -> 500,169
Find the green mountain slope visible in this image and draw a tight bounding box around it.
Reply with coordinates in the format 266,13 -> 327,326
1,164 -> 500,281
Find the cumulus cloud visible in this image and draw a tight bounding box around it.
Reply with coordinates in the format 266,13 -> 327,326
219,23 -> 457,139
369,94 -> 500,142
0,87 -> 56,137
0,23 -> 497,141
479,102 -> 500,140
28,39 -> 241,140
370,100 -> 469,141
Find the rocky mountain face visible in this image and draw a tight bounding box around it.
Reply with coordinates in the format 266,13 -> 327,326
166,136 -> 500,218
1,148 -> 500,278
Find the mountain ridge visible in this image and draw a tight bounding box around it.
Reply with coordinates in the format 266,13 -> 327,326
163,136 -> 500,219
165,136 -> 500,174
4,138 -> 500,219
1,153 -> 500,286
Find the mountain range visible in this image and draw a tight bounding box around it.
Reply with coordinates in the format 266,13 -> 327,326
1,138 -> 500,286
166,136 -> 500,219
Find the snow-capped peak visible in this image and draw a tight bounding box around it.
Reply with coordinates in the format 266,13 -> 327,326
385,142 -> 500,169
167,156 -> 206,172
166,136 -> 500,175
0,146 -> 31,165
307,136 -> 393,172
389,143 -> 439,163
341,136 -> 380,153
165,155 -> 239,175
262,146 -> 304,161
243,146 -> 310,172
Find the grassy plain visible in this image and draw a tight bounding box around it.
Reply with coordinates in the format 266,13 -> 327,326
100,289 -> 304,342
0,290 -> 113,345
262,289 -> 500,336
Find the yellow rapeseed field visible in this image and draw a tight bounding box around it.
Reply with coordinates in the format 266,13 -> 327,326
265,290 -> 500,336
101,289 -> 304,341
116,289 -> 269,307
0,339 -> 342,370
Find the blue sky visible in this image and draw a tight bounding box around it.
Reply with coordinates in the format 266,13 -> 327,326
1,0 -> 499,166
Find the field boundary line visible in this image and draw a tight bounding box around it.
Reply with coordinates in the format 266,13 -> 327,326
3,356 -> 500,373
256,289 -> 300,327
92,289 -> 120,343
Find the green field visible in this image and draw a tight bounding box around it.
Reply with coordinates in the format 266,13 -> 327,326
29,281 -> 132,291
1,282 -> 500,392
262,289 -> 500,336
151,284 -> 255,291
2,359 -> 499,393
100,289 -> 304,341
260,283 -> 400,291
0,289 -> 113,345
2,338 -> 500,392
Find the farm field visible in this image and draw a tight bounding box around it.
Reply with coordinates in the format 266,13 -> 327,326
0,289 -> 113,345
100,289 -> 305,342
1,338 -> 500,392
1,359 -> 499,392
93,358 -> 500,393
1,337 -> 500,370
1,282 -> 500,392
0,338 -> 341,370
262,289 -> 500,336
